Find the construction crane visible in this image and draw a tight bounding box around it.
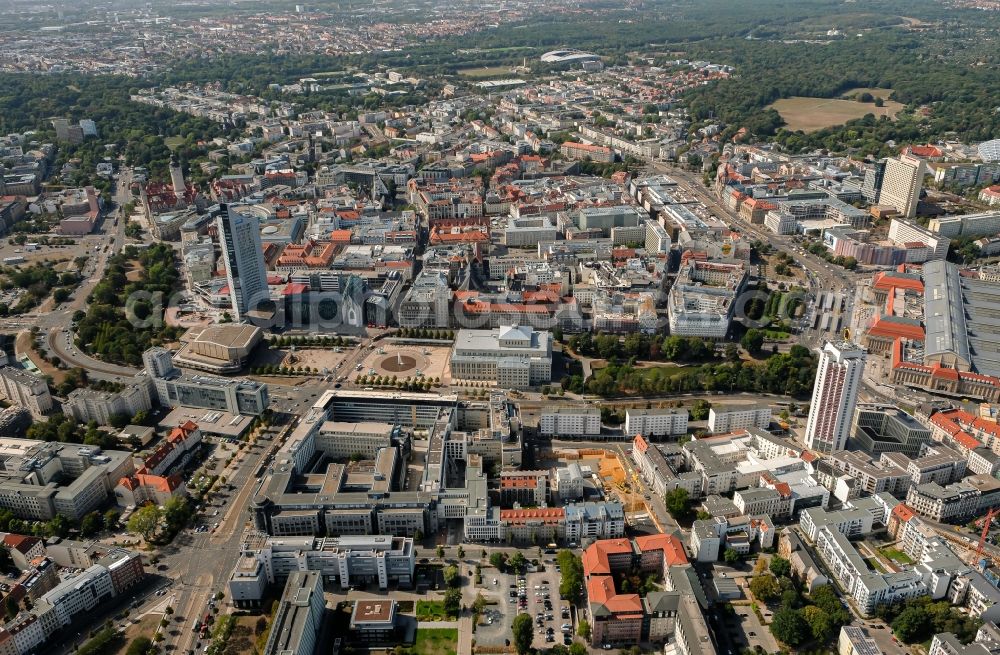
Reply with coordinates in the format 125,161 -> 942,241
977,508 -> 998,561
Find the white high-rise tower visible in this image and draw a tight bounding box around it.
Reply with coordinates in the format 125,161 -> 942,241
804,340 -> 867,454
216,204 -> 269,322
880,154 -> 925,218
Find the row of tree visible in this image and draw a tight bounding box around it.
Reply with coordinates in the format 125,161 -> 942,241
567,344 -> 818,398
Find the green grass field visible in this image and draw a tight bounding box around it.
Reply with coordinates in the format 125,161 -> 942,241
768,95 -> 904,132
457,66 -> 515,78
416,600 -> 448,621
413,629 -> 458,655
880,547 -> 914,565
164,136 -> 185,150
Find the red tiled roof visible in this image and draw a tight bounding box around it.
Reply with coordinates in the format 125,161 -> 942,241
891,504 -> 916,524
867,316 -> 925,341
1,535 -> 40,554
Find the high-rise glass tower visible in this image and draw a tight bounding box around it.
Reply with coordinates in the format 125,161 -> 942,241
216,204 -> 269,321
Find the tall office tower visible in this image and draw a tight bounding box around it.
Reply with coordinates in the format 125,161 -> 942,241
216,204 -> 269,322
861,159 -> 886,204
169,156 -> 186,196
804,340 -> 867,454
880,154 -> 925,218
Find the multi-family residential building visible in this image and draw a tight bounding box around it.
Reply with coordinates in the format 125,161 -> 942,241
538,407 -> 601,437
804,341 -> 866,454
564,502 -> 626,543
682,429 -> 804,497
812,524 -> 926,615
560,141 -> 614,163
707,405 -> 771,434
632,436 -> 701,498
838,626 -> 882,655
500,471 -> 548,507
733,487 -> 792,520
817,450 -> 912,501
799,507 -> 874,542
625,408 -> 688,438
883,444 -> 966,486
582,535 -> 691,646
905,478 -> 992,522
0,368 -> 52,418
689,514 -> 774,562
63,375 -> 155,425
929,621 -> 1000,655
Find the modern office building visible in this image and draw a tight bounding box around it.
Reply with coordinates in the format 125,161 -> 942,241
263,571 -> 325,655
848,404 -> 932,458
450,325 -> 552,388
143,347 -> 269,415
252,390 -> 514,541
0,439 -> 134,521
229,532 -> 415,604
217,204 -> 270,321
397,270 -> 451,328
667,258 -> 748,338
861,160 -> 886,204
805,341 -> 866,454
880,155 -> 925,218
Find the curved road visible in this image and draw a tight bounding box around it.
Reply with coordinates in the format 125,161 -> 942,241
47,326 -> 139,378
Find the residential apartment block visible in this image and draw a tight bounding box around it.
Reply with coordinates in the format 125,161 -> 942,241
625,408 -> 688,438
538,407 -> 601,437
0,368 -> 52,418
707,405 -> 771,434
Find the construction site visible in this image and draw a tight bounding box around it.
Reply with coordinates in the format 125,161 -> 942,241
544,446 -> 663,531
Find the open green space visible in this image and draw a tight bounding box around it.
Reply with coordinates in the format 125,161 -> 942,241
416,600 -> 448,621
880,547 -> 914,565
163,135 -> 185,150
412,629 -> 458,655
458,66 -> 515,78
767,95 -> 904,133
864,557 -> 887,573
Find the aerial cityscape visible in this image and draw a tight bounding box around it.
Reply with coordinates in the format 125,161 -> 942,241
2,1 -> 1000,655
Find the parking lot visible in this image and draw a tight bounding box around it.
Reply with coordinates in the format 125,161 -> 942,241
473,571 -> 516,646
514,567 -> 574,650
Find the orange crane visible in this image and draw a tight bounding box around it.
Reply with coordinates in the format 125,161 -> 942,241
977,508 -> 998,561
